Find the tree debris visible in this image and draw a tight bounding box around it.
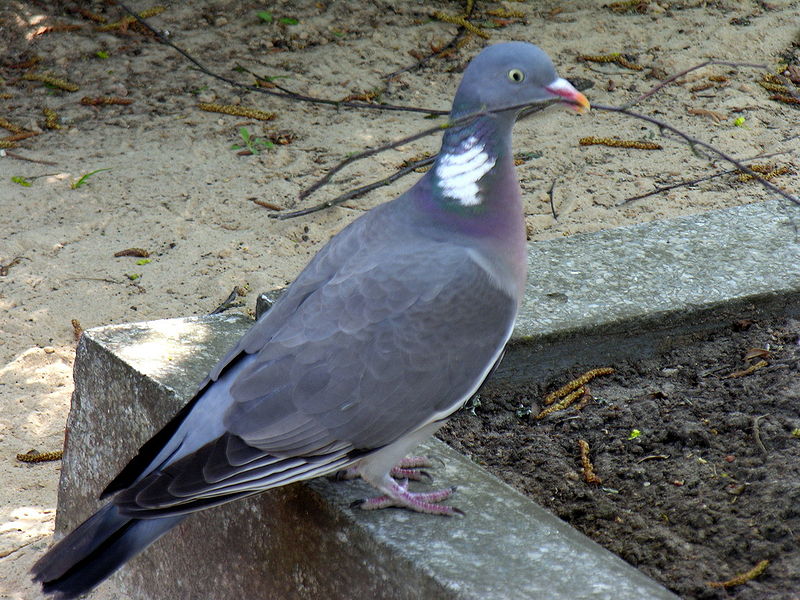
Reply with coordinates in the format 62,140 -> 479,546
42,107 -> 62,129
535,386 -> 588,420
80,96 -> 134,106
579,136 -> 662,149
16,450 -> 63,463
707,559 -> 769,588
71,319 -> 84,340
723,359 -> 768,378
114,248 -> 150,258
543,367 -> 615,405
22,72 -> 79,92
579,53 -> 644,71
578,439 -> 603,484
197,103 -> 276,121
432,11 -> 490,39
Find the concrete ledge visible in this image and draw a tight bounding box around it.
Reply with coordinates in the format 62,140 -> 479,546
57,315 -> 677,599
503,200 -> 800,381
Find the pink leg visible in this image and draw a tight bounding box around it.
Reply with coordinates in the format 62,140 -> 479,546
336,456 -> 435,482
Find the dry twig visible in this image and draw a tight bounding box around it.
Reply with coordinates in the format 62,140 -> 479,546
116,2 -> 444,116
623,60 -> 768,108
593,103 -> 798,209
723,359 -> 768,378
384,0 -> 479,80
752,415 -> 769,455
617,150 -> 794,205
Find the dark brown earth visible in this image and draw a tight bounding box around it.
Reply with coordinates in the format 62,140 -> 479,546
439,317 -> 800,600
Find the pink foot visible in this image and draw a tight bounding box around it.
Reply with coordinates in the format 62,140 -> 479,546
352,479 -> 462,516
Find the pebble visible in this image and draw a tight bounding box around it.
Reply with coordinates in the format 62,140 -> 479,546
43,346 -> 55,354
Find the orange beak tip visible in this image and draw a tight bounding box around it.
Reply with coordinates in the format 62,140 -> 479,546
546,78 -> 591,114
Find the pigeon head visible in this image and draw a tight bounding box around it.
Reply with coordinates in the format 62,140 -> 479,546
450,41 -> 589,120
431,42 -> 588,211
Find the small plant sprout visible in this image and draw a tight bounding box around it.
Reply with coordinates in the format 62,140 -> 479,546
12,176 -> 31,187
627,429 -> 642,440
257,11 -> 273,23
71,168 -> 111,189
95,50 -> 110,59
231,127 -> 274,155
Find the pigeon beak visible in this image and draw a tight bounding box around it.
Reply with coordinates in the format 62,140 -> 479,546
545,78 -> 590,114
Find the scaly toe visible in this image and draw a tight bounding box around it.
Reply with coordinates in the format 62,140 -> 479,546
353,485 -> 461,516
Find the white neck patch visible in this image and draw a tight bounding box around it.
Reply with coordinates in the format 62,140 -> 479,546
436,136 -> 496,206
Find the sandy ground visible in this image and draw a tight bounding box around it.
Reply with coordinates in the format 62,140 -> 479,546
0,0 -> 797,598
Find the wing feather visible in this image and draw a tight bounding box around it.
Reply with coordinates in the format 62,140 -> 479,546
108,201 -> 519,520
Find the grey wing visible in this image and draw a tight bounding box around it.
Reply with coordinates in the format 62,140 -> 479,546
101,213 -> 373,498
226,244 -> 517,452
113,244 -> 516,517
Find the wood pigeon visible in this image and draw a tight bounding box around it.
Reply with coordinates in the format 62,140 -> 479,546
33,41 -> 588,599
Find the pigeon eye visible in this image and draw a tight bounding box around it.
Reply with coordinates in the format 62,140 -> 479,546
507,69 -> 525,83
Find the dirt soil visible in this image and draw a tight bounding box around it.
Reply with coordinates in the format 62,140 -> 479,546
440,317 -> 800,599
0,0 -> 798,599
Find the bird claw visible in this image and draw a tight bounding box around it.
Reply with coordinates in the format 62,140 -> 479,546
352,484 -> 462,516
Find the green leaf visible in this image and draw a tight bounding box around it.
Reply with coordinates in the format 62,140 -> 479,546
12,176 -> 31,187
126,273 -> 141,281
71,168 -> 111,189
96,50 -> 109,59
279,17 -> 299,25
627,429 -> 642,440
257,11 -> 273,23
239,127 -> 251,142
135,258 -> 151,265
260,75 -> 291,82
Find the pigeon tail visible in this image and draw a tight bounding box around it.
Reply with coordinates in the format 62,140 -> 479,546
31,503 -> 185,599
